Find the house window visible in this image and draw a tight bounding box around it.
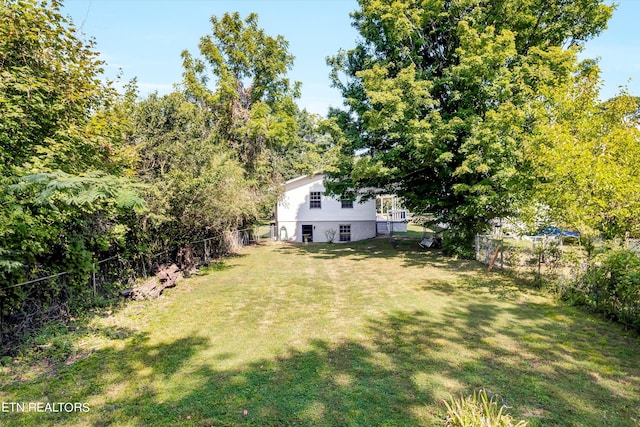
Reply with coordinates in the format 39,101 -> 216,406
310,192 -> 321,209
339,225 -> 351,242
341,197 -> 354,209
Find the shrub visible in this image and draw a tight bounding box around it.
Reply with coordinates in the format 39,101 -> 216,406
593,249 -> 640,328
564,249 -> 640,331
444,389 -> 527,427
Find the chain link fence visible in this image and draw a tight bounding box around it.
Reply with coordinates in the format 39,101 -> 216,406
476,234 -> 569,280
475,234 -> 504,270
478,232 -> 640,331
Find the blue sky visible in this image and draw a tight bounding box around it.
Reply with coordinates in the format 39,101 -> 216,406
62,0 -> 640,116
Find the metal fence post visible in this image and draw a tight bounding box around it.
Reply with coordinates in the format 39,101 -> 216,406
92,262 -> 97,299
475,234 -> 479,261
141,254 -> 147,278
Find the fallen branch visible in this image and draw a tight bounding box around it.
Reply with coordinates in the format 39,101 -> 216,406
121,264 -> 183,300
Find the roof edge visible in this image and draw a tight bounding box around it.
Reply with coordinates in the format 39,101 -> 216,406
283,171 -> 325,186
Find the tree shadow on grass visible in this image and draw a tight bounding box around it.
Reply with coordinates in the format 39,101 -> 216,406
114,308 -> 640,425
3,330 -> 440,426
3,303 -> 639,426
364,306 -> 640,426
281,238 -> 540,301
277,238 -> 481,271
1,333 -> 210,426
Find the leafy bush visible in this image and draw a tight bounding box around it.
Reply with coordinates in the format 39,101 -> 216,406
442,228 -> 477,259
444,389 -> 527,427
592,250 -> 640,328
563,249 -> 640,331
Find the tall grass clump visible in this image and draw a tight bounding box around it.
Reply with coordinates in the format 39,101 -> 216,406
444,389 -> 527,427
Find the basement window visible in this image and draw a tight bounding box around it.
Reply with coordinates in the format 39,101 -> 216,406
339,225 -> 351,242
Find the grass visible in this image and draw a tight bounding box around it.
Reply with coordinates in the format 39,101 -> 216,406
393,221 -> 430,239
1,238 -> 639,426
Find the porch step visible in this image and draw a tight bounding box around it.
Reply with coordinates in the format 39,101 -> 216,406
376,221 -> 390,234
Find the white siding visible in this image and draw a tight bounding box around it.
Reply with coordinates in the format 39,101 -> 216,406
276,174 -> 377,243
277,221 -> 376,243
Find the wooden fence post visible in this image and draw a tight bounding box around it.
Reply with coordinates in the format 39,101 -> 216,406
488,243 -> 502,272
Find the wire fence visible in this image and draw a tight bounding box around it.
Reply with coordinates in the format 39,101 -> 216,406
477,233 -> 640,332
475,234 -> 504,270
477,234 -> 640,283
476,233 -> 568,280
1,227 -> 261,348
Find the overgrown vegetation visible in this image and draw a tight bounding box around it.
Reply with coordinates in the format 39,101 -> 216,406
0,0 -> 144,345
477,233 -> 640,333
0,0 -> 335,349
561,248 -> 640,331
1,0 -> 639,423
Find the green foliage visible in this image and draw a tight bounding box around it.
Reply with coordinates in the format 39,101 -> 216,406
0,4 -> 338,346
0,0 -> 145,345
444,389 -> 528,427
134,12 -> 337,251
441,228 -> 478,259
531,72 -> 640,238
0,0 -> 142,280
181,12 -> 300,183
0,171 -> 145,328
275,109 -> 338,179
326,0 -> 613,256
11,171 -> 144,211
0,0 -> 121,174
133,90 -> 259,249
564,249 -> 640,331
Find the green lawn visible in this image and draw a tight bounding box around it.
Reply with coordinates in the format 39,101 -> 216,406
2,238 -> 639,426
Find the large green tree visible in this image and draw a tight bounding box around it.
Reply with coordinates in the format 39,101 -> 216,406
275,109 -> 338,180
327,0 -> 613,256
181,12 -> 300,186
531,68 -> 640,240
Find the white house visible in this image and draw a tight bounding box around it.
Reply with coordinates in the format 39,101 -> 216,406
276,173 -> 377,243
